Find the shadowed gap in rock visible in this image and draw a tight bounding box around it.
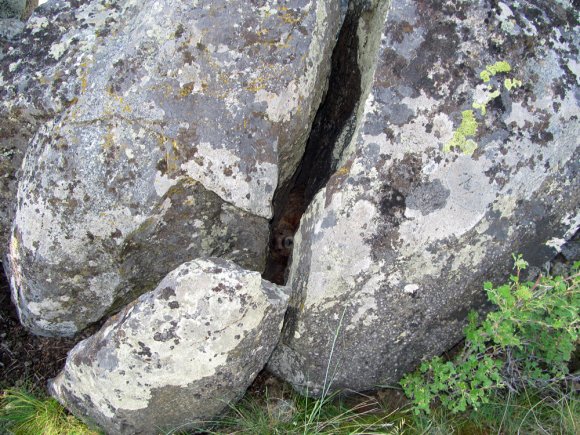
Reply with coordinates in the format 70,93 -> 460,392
262,3 -> 363,285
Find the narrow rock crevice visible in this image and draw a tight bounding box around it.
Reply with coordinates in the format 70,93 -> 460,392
263,2 -> 367,285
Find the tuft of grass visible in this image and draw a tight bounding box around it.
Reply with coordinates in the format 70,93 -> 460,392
0,387 -> 99,435
198,389 -> 407,435
469,385 -> 579,435
195,306 -> 408,434
402,384 -> 579,435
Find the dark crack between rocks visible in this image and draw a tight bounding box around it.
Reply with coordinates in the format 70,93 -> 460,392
263,1 -> 366,285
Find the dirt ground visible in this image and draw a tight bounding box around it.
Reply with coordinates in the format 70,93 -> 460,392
0,263 -> 99,392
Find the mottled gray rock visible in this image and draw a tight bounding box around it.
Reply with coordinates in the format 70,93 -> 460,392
1,1 -> 25,19
50,257 -> 290,435
0,17 -> 23,40
0,1 -> 37,50
269,0 -> 580,395
3,0 -> 340,336
1,0 -> 115,250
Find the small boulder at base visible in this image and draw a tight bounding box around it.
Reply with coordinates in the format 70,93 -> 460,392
49,258 -> 290,435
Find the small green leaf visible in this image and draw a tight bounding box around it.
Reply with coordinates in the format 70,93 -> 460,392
515,286 -> 533,301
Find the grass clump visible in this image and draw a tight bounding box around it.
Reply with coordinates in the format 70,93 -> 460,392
196,307 -> 408,434
196,390 -> 407,435
401,255 -> 579,416
0,387 -> 99,435
408,386 -> 578,435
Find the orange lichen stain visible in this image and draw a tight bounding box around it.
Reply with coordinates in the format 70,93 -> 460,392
279,9 -> 302,25
180,82 -> 195,97
401,21 -> 414,33
246,76 -> 267,92
78,62 -> 90,94
80,76 -> 88,93
102,129 -> 115,151
219,73 -> 230,85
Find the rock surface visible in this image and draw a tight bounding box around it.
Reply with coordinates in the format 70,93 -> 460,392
2,0 -> 340,336
0,17 -> 23,42
50,257 -> 289,435
268,0 -> 580,395
0,0 -> 22,18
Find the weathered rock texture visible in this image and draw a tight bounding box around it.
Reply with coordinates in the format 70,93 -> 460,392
50,258 -> 289,435
0,17 -> 23,42
0,0 -> 37,19
2,0 -> 340,336
268,0 -> 580,395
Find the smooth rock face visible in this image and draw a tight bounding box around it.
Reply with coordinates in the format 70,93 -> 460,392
268,0 -> 580,395
3,0 -> 340,336
50,258 -> 290,435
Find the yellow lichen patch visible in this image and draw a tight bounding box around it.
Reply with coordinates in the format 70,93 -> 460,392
443,110 -> 479,155
504,78 -> 522,90
78,62 -> 91,94
280,11 -> 302,25
80,75 -> 88,94
114,94 -> 131,113
102,129 -> 115,151
218,72 -> 230,86
105,88 -> 133,113
480,61 -> 512,83
335,166 -> 350,177
65,97 -> 79,108
472,89 -> 500,115
246,76 -> 267,93
165,150 -> 179,172
183,196 -> 196,207
179,82 -> 195,97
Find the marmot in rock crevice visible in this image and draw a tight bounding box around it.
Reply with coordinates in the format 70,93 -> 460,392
264,188 -> 306,285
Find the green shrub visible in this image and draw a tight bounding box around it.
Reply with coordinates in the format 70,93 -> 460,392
401,255 -> 579,414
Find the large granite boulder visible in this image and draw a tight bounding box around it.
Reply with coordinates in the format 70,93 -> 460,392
268,0 -> 579,395
3,0 -> 341,336
50,257 -> 290,435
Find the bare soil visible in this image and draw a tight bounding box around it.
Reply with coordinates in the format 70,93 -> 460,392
0,263 -> 97,393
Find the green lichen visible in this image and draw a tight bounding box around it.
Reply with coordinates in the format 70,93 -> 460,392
472,89 -> 501,116
444,61 -> 522,156
480,61 -> 512,82
444,110 -> 478,155
504,78 -> 522,90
